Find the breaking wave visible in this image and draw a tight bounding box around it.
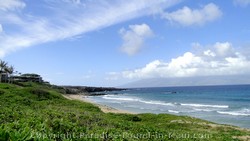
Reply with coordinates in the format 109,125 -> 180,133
102,95 -> 174,106
168,110 -> 180,114
180,103 -> 229,108
217,109 -> 250,116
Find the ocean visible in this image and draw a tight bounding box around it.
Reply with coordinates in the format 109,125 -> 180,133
87,85 -> 250,129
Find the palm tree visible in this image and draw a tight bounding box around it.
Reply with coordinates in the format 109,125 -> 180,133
0,60 -> 7,72
0,60 -> 8,83
5,65 -> 14,83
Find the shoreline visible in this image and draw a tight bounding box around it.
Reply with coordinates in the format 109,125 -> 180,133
62,94 -> 250,132
62,94 -> 134,114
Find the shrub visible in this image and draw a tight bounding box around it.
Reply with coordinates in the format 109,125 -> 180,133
131,116 -> 142,122
22,98 -> 33,106
29,89 -> 52,101
0,90 -> 5,95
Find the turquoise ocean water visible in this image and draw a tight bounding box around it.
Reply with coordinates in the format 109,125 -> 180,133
87,85 -> 250,129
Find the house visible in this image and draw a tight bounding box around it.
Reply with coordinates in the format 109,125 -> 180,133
11,73 -> 43,83
0,73 -> 8,82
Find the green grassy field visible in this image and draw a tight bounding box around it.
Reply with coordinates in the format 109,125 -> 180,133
0,82 -> 249,141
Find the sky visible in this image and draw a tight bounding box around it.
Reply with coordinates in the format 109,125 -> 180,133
1,0 -> 250,87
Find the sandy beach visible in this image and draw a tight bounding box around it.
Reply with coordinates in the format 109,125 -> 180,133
62,94 -> 134,114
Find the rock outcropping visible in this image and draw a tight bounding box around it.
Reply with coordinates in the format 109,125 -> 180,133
61,86 -> 126,95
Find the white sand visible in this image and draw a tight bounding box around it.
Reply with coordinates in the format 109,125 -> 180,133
62,94 -> 134,114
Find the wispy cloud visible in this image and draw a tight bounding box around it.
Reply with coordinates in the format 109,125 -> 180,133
0,0 -> 25,11
119,23 -> 153,55
0,24 -> 2,33
233,0 -> 250,7
62,0 -> 82,5
107,42 -> 250,80
105,72 -> 120,81
162,3 -> 222,26
0,0 -> 180,58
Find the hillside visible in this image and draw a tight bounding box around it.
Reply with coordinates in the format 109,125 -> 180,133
0,82 -> 249,141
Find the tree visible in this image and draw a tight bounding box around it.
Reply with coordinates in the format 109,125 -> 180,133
0,60 -> 7,73
0,60 -> 8,83
5,65 -> 14,83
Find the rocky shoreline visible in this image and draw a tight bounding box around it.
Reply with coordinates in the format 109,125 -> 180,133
61,86 -> 127,96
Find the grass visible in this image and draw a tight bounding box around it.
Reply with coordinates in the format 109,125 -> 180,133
0,82 -> 249,141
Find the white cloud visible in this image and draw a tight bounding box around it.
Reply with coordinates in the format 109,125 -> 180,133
108,42 -> 250,80
234,0 -> 250,6
119,23 -> 153,55
0,0 -> 25,11
0,0 -> 180,58
213,42 -> 234,57
105,72 -> 120,81
0,24 -> 2,32
63,0 -> 81,4
163,3 -> 222,26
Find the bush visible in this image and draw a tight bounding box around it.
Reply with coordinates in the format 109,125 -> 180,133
22,98 -> 33,106
131,116 -> 142,122
29,89 -> 52,101
0,90 -> 5,95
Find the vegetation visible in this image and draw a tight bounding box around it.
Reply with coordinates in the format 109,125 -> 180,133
0,82 -> 249,141
0,60 -> 16,83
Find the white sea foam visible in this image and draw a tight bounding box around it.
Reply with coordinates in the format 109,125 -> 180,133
180,103 -> 229,108
217,111 -> 250,116
217,108 -> 250,116
168,110 -> 180,113
102,95 -> 174,106
193,108 -> 214,112
139,100 -> 174,106
102,95 -> 140,101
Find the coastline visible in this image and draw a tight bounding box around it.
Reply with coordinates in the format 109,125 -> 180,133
62,94 -> 250,132
62,94 -> 134,114
2,83 -> 250,140
62,92 -> 250,132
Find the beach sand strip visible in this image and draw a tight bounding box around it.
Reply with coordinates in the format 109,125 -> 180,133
62,94 -> 134,114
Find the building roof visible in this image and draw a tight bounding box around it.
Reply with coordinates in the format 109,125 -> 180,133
21,73 -> 41,77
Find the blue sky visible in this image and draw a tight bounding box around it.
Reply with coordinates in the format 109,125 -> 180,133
1,0 -> 250,86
